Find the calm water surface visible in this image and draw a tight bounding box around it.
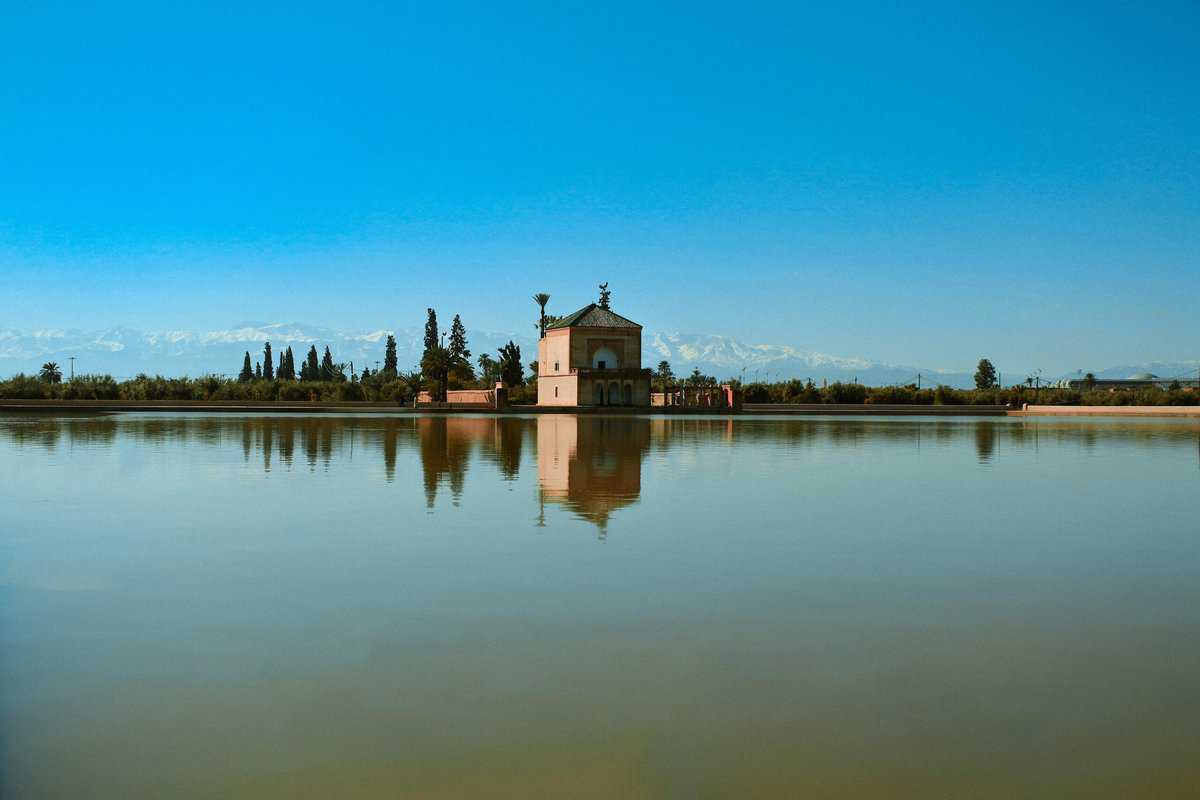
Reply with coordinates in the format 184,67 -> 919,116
1,413 -> 1198,798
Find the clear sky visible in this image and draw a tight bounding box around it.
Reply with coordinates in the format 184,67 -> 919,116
2,1 -> 1196,373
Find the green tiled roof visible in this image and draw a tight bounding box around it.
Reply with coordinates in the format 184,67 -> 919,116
547,303 -> 641,329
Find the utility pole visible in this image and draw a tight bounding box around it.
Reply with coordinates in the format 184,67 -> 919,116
69,356 -> 75,380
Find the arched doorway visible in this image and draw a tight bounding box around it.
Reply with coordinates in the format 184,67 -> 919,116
609,381 -> 621,406
622,383 -> 633,406
593,382 -> 605,405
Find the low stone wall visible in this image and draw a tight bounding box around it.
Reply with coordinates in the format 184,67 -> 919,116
417,386 -> 506,409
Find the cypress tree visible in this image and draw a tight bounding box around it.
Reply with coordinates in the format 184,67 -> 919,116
283,347 -> 296,380
423,309 -> 438,356
277,350 -> 285,379
383,334 -> 398,378
238,352 -> 254,382
448,314 -> 473,384
263,342 -> 274,380
255,362 -> 262,379
303,346 -> 320,381
320,346 -> 335,381
448,314 -> 470,361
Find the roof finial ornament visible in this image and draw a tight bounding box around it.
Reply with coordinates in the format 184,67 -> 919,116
598,282 -> 611,310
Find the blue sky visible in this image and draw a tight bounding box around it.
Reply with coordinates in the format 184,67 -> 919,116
2,1 -> 1197,373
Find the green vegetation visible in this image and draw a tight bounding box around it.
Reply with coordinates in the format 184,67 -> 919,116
533,293 -> 551,339
497,341 -> 523,387
5,315 -> 1195,408
974,358 -> 997,390
40,362 -> 62,384
382,335 -> 398,378
238,352 -> 254,382
263,342 -> 274,381
737,380 -> 1200,407
655,361 -> 674,393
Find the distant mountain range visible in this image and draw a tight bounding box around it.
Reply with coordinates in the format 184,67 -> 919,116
2,322 -> 1193,389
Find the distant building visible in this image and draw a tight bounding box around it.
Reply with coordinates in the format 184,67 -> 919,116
1062,372 -> 1198,391
536,301 -> 653,406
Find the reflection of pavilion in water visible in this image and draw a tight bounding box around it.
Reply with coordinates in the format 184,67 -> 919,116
537,415 -> 650,532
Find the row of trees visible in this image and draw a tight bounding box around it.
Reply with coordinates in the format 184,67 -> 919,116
237,343 -> 349,383
223,309 -> 532,403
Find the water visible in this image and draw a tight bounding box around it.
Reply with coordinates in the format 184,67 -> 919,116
1,413 -> 1198,798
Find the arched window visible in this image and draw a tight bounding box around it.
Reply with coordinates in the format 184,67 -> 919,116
592,346 -> 619,369
622,383 -> 633,405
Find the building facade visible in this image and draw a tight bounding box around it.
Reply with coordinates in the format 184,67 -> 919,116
536,303 -> 653,407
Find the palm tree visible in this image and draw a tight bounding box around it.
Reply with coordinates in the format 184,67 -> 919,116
398,370 -> 424,407
40,362 -> 62,383
533,293 -> 551,338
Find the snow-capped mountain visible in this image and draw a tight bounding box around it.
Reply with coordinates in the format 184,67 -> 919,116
643,332 -> 964,386
0,323 -> 493,379
4,322 -> 982,386
1064,362 -> 1200,381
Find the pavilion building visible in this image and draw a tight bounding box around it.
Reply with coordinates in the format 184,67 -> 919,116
536,301 -> 653,407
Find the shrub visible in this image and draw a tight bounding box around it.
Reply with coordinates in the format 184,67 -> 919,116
822,382 -> 867,404
0,374 -> 52,399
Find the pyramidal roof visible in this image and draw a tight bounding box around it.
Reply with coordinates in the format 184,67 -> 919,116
547,303 -> 641,330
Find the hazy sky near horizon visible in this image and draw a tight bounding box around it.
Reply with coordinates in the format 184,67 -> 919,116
2,1 -> 1197,373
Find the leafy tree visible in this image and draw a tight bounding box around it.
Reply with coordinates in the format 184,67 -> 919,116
497,341 -> 524,386
382,334 -> 398,378
973,358 -> 997,390
40,362 -> 62,383
656,360 -> 674,392
238,352 -> 254,382
421,345 -> 453,401
598,282 -> 611,309
423,308 -> 439,356
1084,372 -> 1096,390
263,342 -> 274,381
533,293 -> 551,338
360,365 -> 371,381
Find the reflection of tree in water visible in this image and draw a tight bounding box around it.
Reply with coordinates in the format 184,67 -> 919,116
416,417 -> 521,508
974,422 -> 996,463
4,415 -> 1199,513
492,418 -> 525,480
537,415 -> 650,535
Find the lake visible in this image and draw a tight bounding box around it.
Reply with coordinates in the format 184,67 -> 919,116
1,413 -> 1198,798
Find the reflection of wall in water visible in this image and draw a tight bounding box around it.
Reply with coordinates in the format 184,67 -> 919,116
537,415 -> 650,532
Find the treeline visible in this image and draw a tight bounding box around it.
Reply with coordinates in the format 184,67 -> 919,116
737,379 -> 1200,407
0,372 -> 415,402
2,306 -> 538,403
